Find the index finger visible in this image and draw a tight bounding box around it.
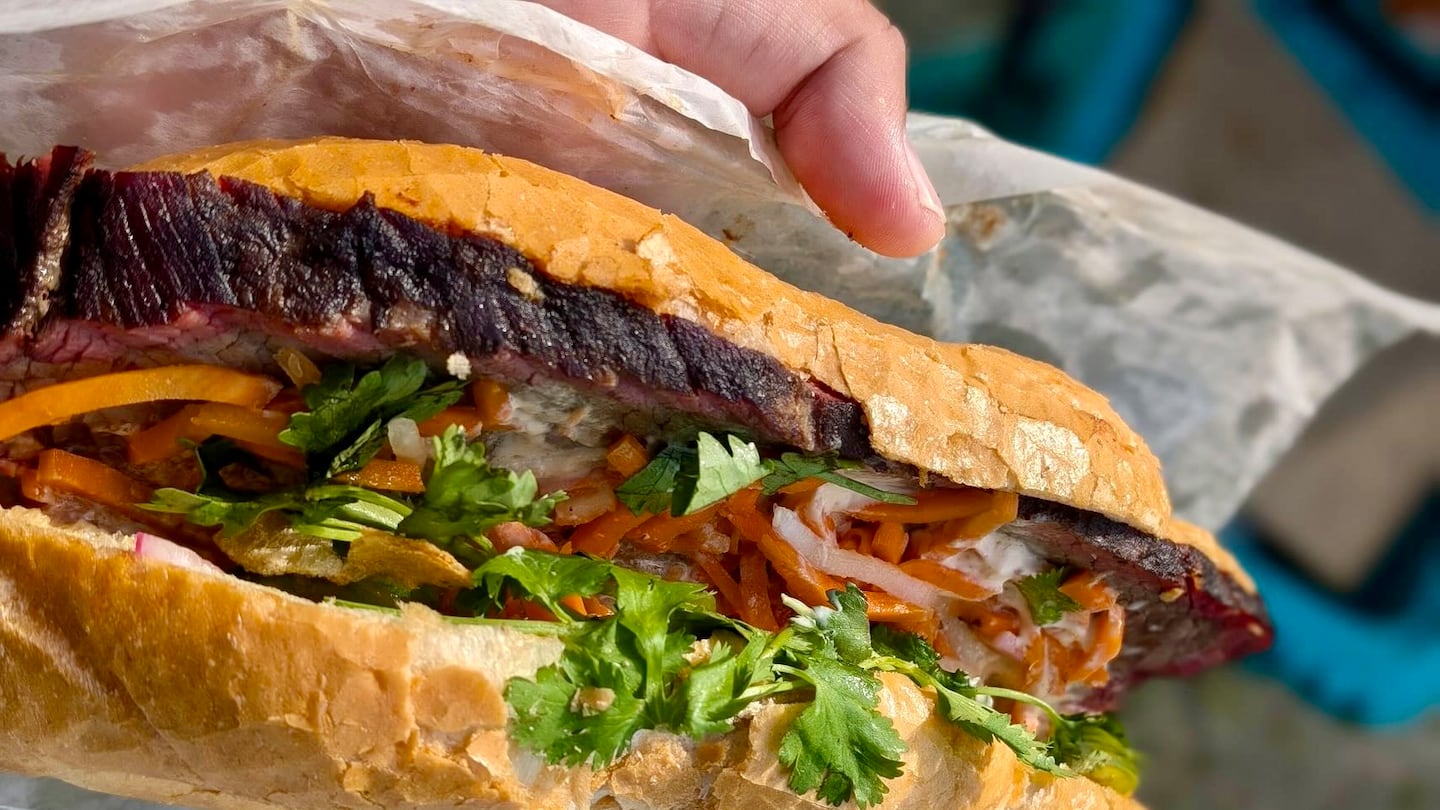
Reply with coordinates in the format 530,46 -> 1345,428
537,0 -> 946,258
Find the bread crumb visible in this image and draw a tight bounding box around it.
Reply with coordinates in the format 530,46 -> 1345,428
635,230 -> 676,270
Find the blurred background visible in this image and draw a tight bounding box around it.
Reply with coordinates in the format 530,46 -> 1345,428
874,1 -> 1438,807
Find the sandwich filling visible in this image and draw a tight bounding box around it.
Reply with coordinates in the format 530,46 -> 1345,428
0,354 -> 1138,805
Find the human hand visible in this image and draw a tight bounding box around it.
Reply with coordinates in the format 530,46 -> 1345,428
534,0 -> 945,258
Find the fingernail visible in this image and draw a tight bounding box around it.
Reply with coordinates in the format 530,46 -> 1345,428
904,140 -> 945,223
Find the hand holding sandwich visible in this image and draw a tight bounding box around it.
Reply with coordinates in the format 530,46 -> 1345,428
535,0 -> 947,258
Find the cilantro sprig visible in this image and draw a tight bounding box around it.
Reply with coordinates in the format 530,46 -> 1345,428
615,433 -> 914,517
397,427 -> 565,544
144,483 -> 413,541
463,550 -> 1136,807
145,426 -> 562,550
484,549 -> 900,806
278,355 -> 464,478
1015,568 -> 1083,625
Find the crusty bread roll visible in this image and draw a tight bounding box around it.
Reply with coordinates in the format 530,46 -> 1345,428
0,507 -> 1140,810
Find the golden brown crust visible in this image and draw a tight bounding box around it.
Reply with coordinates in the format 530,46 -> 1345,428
1161,517 -> 1256,593
0,510 -> 1143,810
133,137 -> 1170,536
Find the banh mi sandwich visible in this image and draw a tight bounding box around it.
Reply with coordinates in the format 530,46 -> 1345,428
0,139 -> 1270,810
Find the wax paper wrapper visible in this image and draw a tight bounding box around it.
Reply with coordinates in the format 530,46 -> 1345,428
0,1 -> 1438,805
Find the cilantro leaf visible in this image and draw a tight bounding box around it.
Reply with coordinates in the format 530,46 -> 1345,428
671,433 -> 767,515
142,488 -> 290,536
506,653 -> 646,766
615,434 -> 767,517
1051,713 -> 1141,795
868,625 -> 1062,775
614,444 -> 690,515
933,686 -> 1060,774
784,584 -> 874,665
280,356 -> 424,454
278,355 -> 463,477
492,550 -> 744,768
869,623 -> 943,673
680,632 -> 780,737
610,566 -> 718,717
761,452 -> 916,505
397,426 -> 565,543
616,435 -> 916,519
758,452 -> 841,494
776,656 -> 906,808
143,483 -> 412,541
473,546 -> 613,620
1015,569 -> 1082,625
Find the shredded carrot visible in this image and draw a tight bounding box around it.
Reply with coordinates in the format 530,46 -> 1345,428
605,434 -> 649,477
35,449 -> 153,512
416,406 -> 486,437
872,522 -> 908,564
898,558 -> 993,601
472,379 -> 510,427
852,486 -> 999,524
552,484 -> 618,527
943,491 -> 1020,539
864,592 -> 941,644
952,600 -> 1021,639
667,527 -> 710,556
722,490 -> 836,606
1060,572 -> 1117,612
128,402 -> 305,467
838,524 -> 872,552
903,524 -> 941,559
18,468 -> 46,503
863,591 -> 931,623
0,365 -> 281,442
738,551 -> 780,632
1072,605 -> 1126,685
274,347 -> 322,389
696,555 -> 746,618
777,477 -> 824,496
126,405 -> 203,465
190,403 -> 292,449
1023,633 -> 1065,695
558,594 -> 589,617
335,459 -> 426,493
569,507 -> 649,558
627,504 -> 720,552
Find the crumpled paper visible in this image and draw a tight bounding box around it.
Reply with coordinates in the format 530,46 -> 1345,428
0,0 -> 1438,803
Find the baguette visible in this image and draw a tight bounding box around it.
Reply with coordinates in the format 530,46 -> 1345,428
0,138 -> 1267,809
